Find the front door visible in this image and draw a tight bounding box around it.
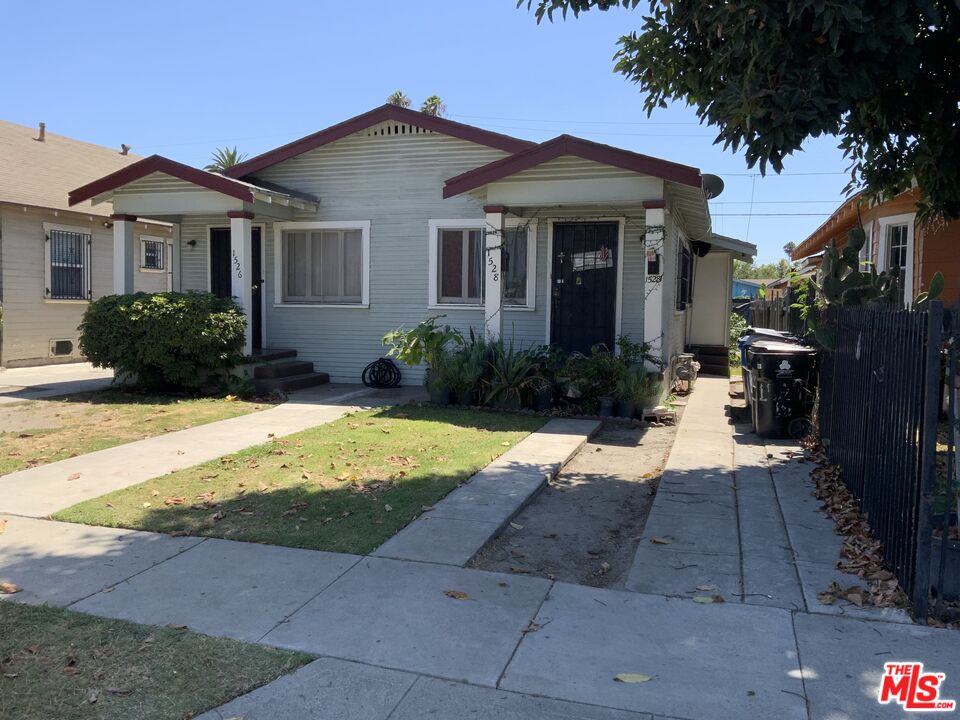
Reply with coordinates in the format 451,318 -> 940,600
550,222 -> 618,354
210,227 -> 263,350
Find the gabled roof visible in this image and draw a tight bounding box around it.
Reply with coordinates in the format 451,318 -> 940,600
442,134 -> 703,199
68,155 -> 317,209
224,104 -> 536,179
791,192 -> 865,260
0,119 -> 142,215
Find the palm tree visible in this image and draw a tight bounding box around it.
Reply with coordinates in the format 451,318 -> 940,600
420,95 -> 447,117
205,146 -> 248,173
386,91 -> 411,109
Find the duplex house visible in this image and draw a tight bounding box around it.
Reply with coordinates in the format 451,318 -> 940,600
0,120 -> 172,367
791,188 -> 960,306
69,105 -> 754,384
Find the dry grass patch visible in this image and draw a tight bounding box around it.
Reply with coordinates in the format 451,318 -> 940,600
0,391 -> 275,476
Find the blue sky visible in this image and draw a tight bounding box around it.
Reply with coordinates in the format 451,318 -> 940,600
2,1 -> 851,264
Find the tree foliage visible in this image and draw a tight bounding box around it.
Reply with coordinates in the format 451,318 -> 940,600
734,259 -> 792,280
520,0 -> 960,221
386,90 -> 411,108
420,95 -> 447,117
205,147 -> 247,173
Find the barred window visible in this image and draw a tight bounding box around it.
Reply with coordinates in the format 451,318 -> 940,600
676,241 -> 693,311
141,236 -> 165,270
46,226 -> 91,300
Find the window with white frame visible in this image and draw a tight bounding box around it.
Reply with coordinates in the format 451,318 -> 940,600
429,220 -> 485,306
277,222 -> 369,305
878,213 -> 915,306
140,235 -> 165,271
502,221 -> 537,308
44,224 -> 91,300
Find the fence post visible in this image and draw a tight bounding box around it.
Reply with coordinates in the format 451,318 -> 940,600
912,301 -> 944,619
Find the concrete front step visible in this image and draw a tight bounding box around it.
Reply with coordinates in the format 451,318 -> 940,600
254,371 -> 330,394
249,348 -> 298,362
254,360 -> 315,379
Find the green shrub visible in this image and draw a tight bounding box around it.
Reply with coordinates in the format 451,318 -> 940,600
729,312 -> 748,366
382,315 -> 464,369
79,292 -> 246,392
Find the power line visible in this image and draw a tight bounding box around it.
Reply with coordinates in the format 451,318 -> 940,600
713,212 -> 833,216
451,113 -> 701,126
712,199 -> 841,205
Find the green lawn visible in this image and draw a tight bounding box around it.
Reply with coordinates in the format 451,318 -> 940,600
0,602 -> 311,720
1,390 -> 274,476
54,405 -> 544,554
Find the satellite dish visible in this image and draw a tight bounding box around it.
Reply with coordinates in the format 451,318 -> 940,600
702,174 -> 725,200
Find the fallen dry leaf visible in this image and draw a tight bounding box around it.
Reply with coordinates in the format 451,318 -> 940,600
204,511 -> 225,527
384,504 -> 393,512
692,596 -> 714,604
695,584 -> 716,592
164,496 -> 186,506
521,621 -> 542,635
0,582 -> 22,594
105,686 -> 133,695
650,537 -> 673,545
509,522 -> 524,530
614,673 -> 653,683
0,519 -> 6,535
66,472 -> 81,481
166,623 -> 187,630
444,590 -> 469,600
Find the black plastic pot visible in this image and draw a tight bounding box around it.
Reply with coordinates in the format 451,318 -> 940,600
533,386 -> 554,412
598,397 -> 615,417
931,513 -> 959,601
429,385 -> 451,405
618,400 -> 637,419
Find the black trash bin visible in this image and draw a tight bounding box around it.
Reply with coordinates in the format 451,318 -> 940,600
738,328 -> 801,408
747,340 -> 819,439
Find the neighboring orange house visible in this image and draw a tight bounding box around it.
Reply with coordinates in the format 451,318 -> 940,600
791,188 -> 960,306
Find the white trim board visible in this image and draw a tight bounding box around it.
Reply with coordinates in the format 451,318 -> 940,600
271,220 -> 371,309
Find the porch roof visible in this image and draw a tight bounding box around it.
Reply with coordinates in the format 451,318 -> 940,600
442,135 -> 703,198
68,155 -> 319,217
710,233 -> 757,261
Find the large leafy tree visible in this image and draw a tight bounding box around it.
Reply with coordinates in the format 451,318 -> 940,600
521,0 -> 960,220
386,90 -> 412,108
420,95 -> 447,117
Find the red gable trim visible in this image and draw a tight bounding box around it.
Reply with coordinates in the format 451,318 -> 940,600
224,105 -> 535,179
443,135 -> 703,199
69,155 -> 254,207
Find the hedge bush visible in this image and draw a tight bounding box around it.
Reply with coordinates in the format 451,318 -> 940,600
79,292 -> 246,391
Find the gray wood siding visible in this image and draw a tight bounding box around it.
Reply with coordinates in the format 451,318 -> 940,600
173,132 -> 651,383
253,131 -> 509,383
0,205 -> 169,367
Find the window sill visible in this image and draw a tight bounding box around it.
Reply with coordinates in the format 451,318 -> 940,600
139,267 -> 166,274
273,302 -> 369,309
504,304 -> 536,312
44,298 -> 90,305
428,304 -> 484,311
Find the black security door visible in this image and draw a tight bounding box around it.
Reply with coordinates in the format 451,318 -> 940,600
210,227 -> 262,349
550,222 -> 618,354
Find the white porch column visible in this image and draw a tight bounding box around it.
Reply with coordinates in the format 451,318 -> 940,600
228,211 -> 254,356
643,202 -> 666,369
111,214 -> 136,294
483,205 -> 505,339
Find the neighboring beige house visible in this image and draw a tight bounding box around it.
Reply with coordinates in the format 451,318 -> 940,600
0,120 -> 172,367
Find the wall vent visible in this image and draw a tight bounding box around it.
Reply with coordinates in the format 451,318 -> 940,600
49,339 -> 75,357
360,122 -> 433,138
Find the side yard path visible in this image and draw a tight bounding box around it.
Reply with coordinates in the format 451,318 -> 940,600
0,384 -> 420,517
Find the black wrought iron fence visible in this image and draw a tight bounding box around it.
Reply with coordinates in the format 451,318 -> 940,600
818,302 -> 958,619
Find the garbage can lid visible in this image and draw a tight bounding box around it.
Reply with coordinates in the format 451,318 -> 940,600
748,340 -> 818,355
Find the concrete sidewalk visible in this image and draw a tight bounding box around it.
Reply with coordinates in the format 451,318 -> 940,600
0,362 -> 113,405
0,384 -> 423,517
2,377 -> 958,720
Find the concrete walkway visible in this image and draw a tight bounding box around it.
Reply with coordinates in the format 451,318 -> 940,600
0,384 -> 423,517
2,377 -> 958,720
0,362 -> 113,405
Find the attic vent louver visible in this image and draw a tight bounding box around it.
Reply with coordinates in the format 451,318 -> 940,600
360,122 -> 433,138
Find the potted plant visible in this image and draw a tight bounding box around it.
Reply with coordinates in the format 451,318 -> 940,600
426,350 -> 452,405
485,340 -> 540,411
615,368 -> 644,419
382,315 -> 464,390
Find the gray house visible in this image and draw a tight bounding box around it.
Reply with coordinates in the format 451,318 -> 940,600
68,105 -> 755,386
0,120 -> 172,367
